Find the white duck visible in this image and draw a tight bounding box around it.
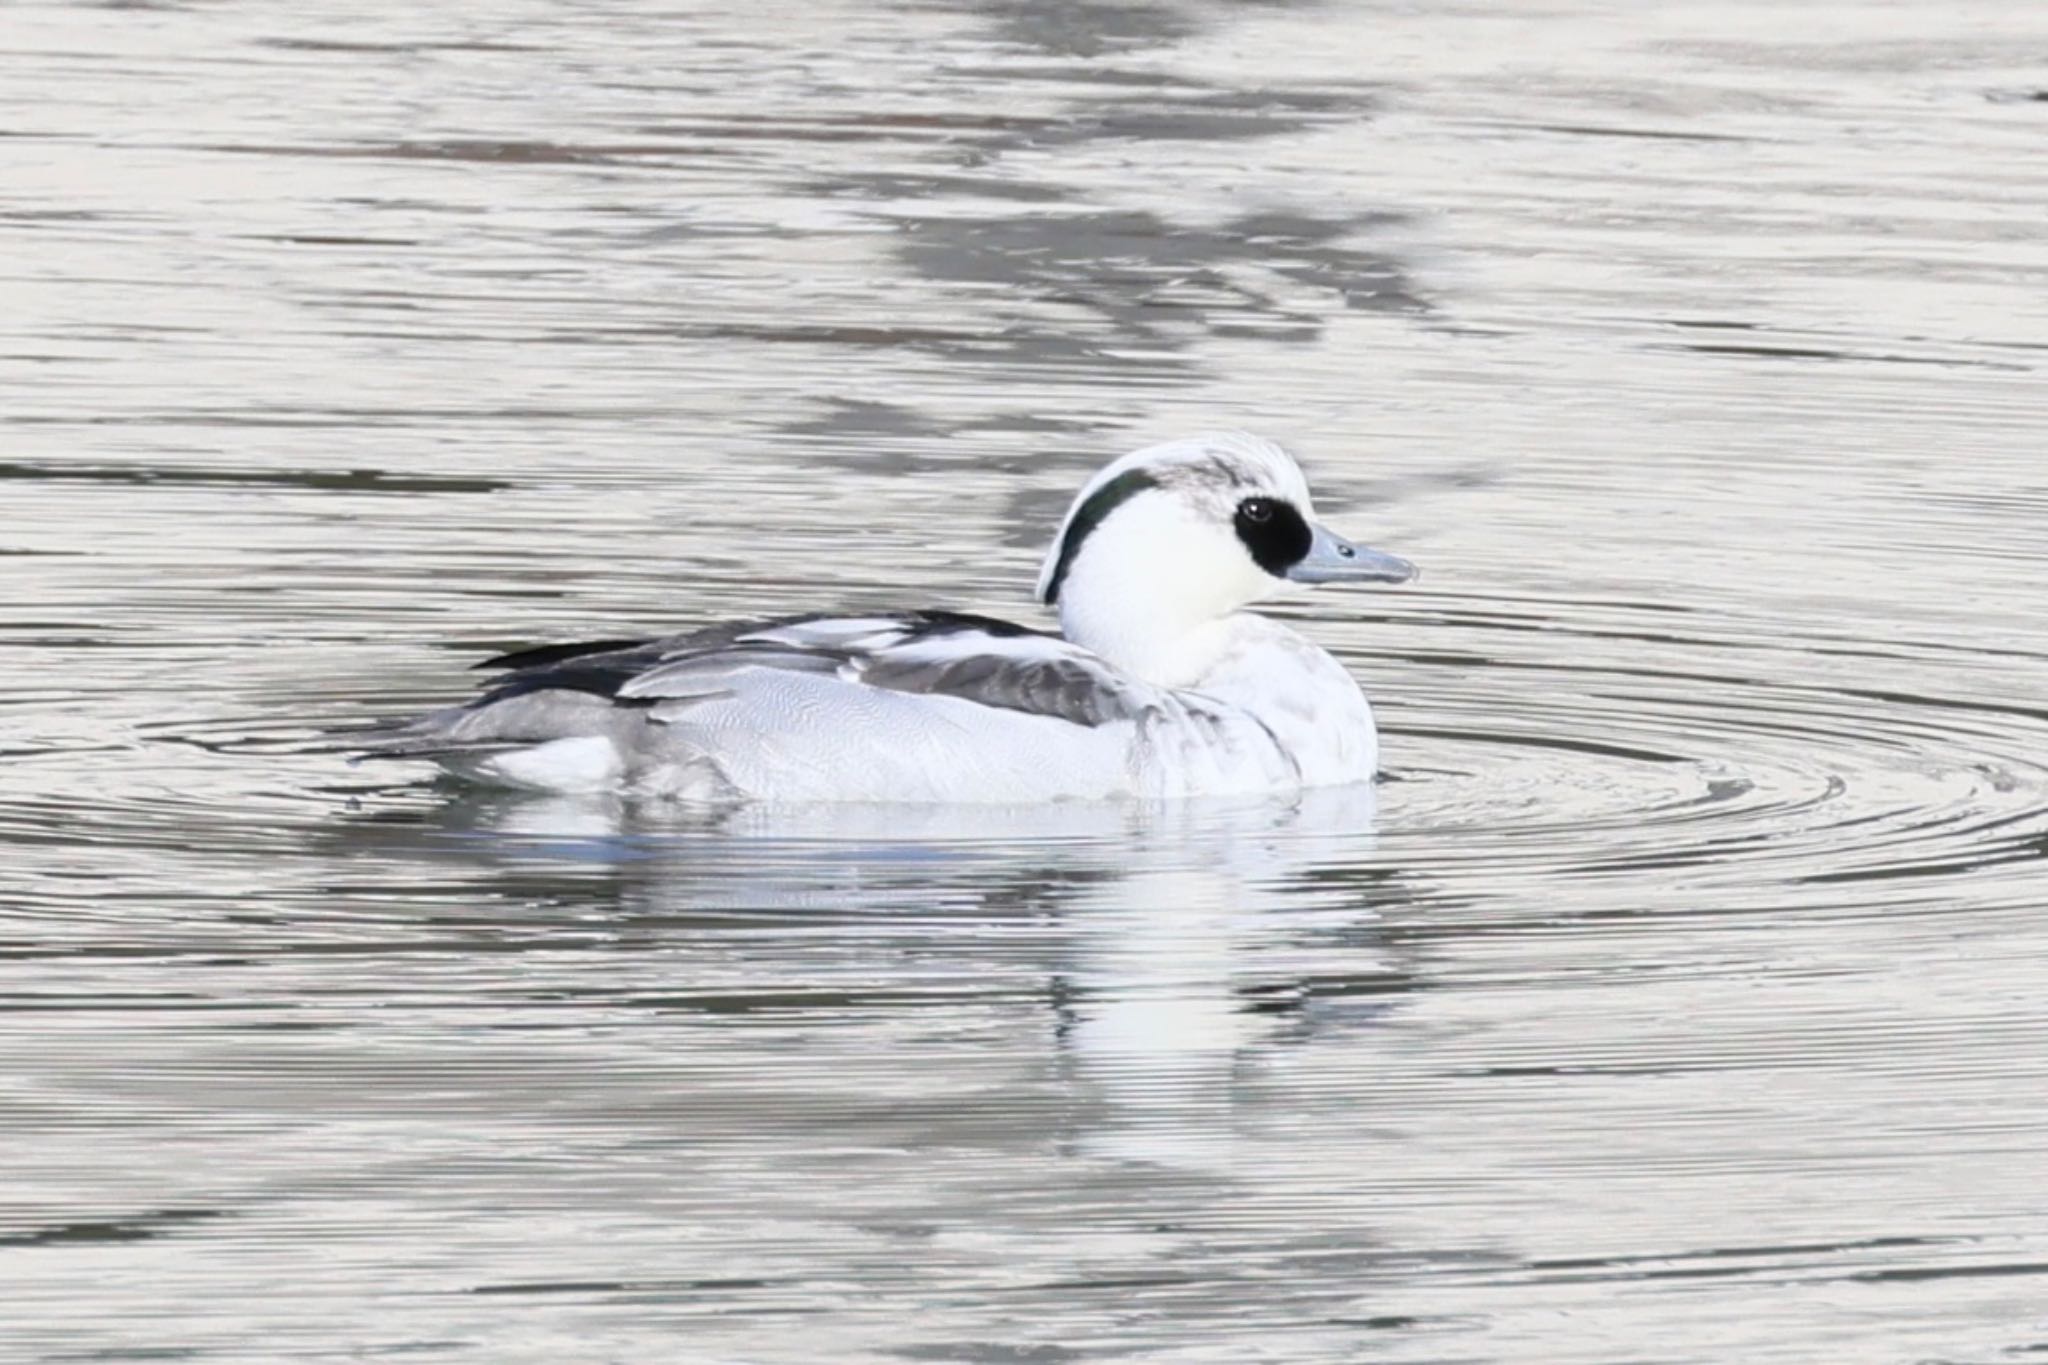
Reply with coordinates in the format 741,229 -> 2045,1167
363,432 -> 1416,802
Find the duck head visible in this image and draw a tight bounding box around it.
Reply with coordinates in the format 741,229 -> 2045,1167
1035,432 -> 1415,685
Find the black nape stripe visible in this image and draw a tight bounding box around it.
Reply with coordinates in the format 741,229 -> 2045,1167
1234,497 -> 1314,577
1041,468 -> 1159,605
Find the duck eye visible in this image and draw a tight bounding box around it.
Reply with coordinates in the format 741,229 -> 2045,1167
1239,497 -> 1276,524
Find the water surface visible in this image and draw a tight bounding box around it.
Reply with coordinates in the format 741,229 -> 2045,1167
5,1 -> 2048,1361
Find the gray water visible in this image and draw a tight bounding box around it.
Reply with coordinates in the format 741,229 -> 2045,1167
4,0 -> 2048,1360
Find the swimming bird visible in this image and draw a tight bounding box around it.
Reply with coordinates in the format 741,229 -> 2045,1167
361,432 -> 1416,802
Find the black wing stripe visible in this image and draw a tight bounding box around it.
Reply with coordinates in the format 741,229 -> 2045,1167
472,638 -> 655,672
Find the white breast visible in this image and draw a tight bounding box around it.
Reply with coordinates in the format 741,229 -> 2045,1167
1179,616 -> 1380,789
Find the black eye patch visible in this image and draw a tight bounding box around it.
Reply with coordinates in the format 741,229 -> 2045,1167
1233,496 -> 1313,576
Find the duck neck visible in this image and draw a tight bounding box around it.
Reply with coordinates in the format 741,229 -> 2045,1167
1056,592 -> 1243,689
1045,499 -> 1276,688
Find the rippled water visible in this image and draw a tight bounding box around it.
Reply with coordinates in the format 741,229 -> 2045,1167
6,0 -> 2048,1360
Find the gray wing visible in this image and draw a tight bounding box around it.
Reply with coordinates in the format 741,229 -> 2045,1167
613,612 -> 1153,729
355,611 -> 1159,763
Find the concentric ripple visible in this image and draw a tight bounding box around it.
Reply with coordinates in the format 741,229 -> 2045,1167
1362,599 -> 2048,916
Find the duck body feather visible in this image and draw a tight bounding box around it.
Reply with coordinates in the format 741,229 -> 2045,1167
366,609 -> 1376,802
